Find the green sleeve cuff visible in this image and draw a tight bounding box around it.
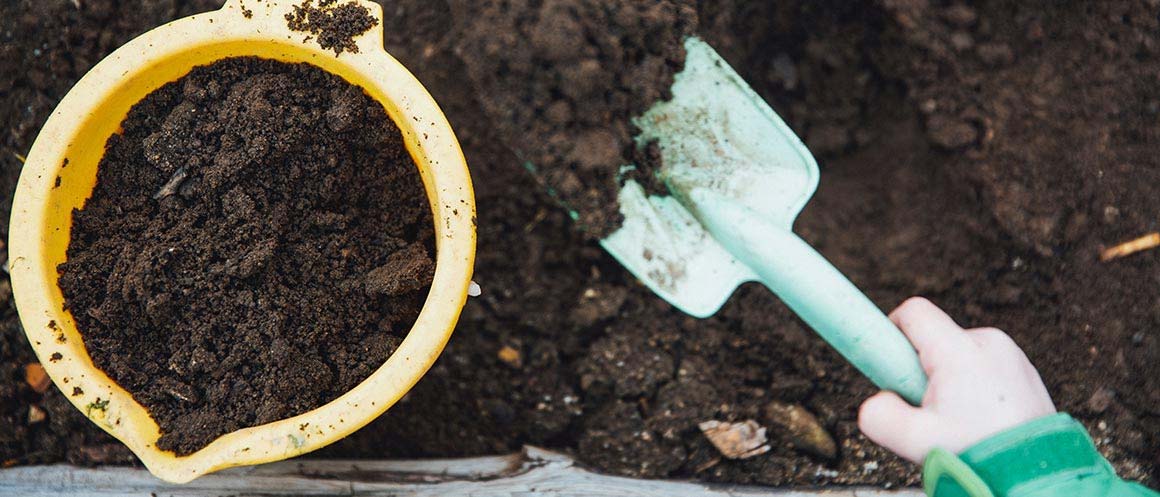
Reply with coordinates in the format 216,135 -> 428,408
923,413 -> 1115,497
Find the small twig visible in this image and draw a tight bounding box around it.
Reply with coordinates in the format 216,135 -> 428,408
693,457 -> 721,473
523,208 -> 548,233
152,167 -> 188,200
11,152 -> 26,164
1100,232 -> 1160,262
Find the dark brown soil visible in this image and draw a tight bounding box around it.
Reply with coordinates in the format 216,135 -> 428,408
285,0 -> 379,55
57,56 -> 433,455
453,0 -> 696,238
0,0 -> 1156,489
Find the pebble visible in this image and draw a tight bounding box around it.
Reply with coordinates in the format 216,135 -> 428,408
27,405 -> 46,425
497,345 -> 523,368
698,420 -> 770,460
1103,205 -> 1120,224
763,401 -> 838,459
24,363 -> 50,394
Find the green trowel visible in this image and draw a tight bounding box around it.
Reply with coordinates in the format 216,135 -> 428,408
601,38 -> 928,404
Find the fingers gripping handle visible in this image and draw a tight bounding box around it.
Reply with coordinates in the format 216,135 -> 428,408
690,190 -> 928,404
761,230 -> 928,404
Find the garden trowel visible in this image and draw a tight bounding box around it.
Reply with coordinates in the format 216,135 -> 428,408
600,38 -> 928,404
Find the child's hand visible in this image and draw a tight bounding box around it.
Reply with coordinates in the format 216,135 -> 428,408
858,297 -> 1057,463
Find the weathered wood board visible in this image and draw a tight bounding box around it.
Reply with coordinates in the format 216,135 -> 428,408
0,446 -> 921,497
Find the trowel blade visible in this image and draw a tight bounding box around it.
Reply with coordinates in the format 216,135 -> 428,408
601,181 -> 756,318
601,37 -> 819,317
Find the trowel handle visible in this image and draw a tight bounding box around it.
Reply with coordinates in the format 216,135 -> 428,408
754,231 -> 928,404
692,192 -> 928,404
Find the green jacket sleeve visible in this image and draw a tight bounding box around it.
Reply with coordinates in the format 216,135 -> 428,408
923,413 -> 1158,497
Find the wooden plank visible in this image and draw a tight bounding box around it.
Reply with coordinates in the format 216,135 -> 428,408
242,451 -> 527,480
0,446 -> 922,497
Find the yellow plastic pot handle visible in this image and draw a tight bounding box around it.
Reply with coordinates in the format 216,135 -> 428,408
8,0 -> 474,483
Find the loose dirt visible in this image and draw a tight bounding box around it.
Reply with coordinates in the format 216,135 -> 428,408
285,0 -> 379,55
0,0 -> 1155,488
57,56 -> 433,455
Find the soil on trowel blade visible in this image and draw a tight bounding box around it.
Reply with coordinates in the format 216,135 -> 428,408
1,0 -> 1156,489
57,56 -> 434,455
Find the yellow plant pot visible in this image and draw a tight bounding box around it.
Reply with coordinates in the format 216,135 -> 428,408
8,0 -> 475,483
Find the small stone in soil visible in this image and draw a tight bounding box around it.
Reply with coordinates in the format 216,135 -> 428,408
698,419 -> 770,460
27,405 -> 46,424
24,363 -> 50,394
151,166 -> 188,200
497,345 -> 522,369
762,401 -> 837,460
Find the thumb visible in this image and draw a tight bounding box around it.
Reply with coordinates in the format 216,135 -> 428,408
858,391 -> 937,463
